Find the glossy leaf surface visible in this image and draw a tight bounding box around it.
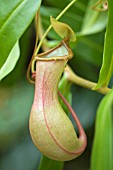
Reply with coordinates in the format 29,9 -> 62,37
0,0 -> 41,68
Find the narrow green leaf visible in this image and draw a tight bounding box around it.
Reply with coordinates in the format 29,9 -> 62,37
91,89 -> 113,170
50,17 -> 76,42
0,41 -> 20,81
38,155 -> 64,170
0,0 -> 41,68
95,0 -> 113,89
80,0 -> 107,35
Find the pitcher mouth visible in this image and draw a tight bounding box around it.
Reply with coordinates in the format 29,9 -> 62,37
27,39 -> 73,83
33,39 -> 73,62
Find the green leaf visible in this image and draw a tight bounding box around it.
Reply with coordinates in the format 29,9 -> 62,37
91,89 -> 113,170
50,17 -> 76,42
80,0 -> 107,35
0,41 -> 20,81
0,0 -> 42,68
38,155 -> 64,170
94,0 -> 113,89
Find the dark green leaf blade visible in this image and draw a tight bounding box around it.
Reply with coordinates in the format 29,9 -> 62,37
91,89 -> 113,170
0,0 -> 41,68
38,155 -> 64,170
94,0 -> 113,89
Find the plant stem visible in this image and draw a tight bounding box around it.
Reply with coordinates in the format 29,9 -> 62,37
34,0 -> 77,55
65,66 -> 111,95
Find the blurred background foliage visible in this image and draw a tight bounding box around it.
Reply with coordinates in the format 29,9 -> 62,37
0,0 -> 112,170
